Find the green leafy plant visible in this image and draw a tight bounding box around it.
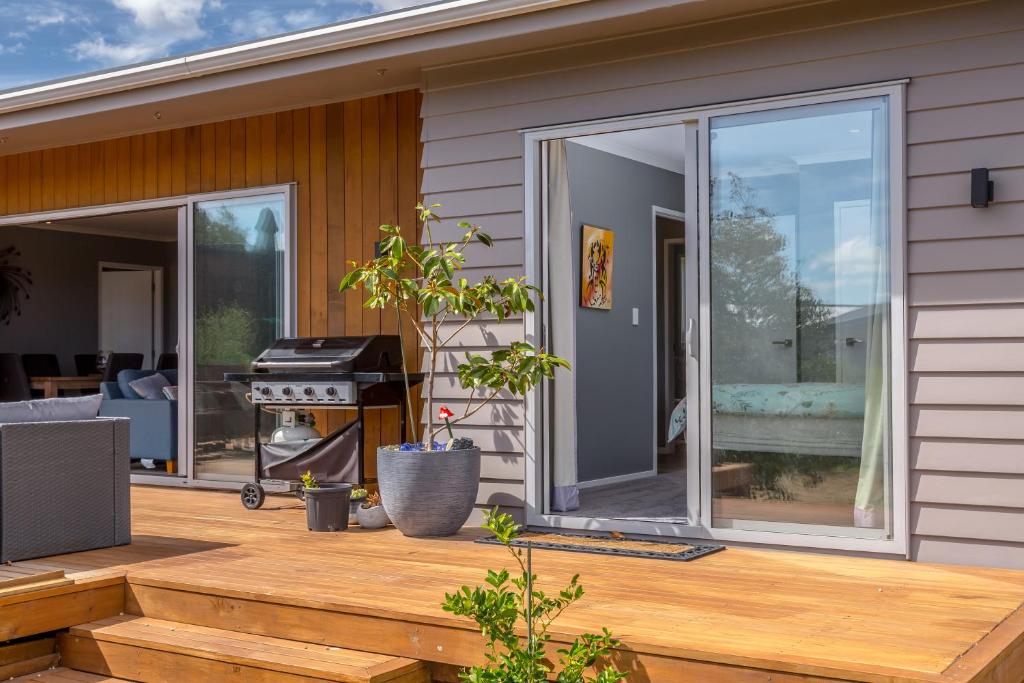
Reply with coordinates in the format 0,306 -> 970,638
195,303 -> 257,366
339,204 -> 569,449
300,470 -> 318,490
350,488 -> 368,501
442,509 -> 627,683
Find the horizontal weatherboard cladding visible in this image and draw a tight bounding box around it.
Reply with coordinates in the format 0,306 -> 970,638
421,0 -> 1024,563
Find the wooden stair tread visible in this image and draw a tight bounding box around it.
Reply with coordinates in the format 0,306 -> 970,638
62,616 -> 427,682
9,667 -> 129,682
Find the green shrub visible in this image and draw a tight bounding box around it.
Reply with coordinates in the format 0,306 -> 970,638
442,509 -> 627,683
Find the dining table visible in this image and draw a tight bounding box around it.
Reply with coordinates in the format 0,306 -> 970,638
29,374 -> 103,399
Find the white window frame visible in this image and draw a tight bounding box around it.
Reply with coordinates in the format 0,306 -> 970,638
522,81 -> 908,555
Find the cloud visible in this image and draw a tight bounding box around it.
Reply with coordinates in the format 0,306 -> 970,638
71,0 -> 207,66
26,9 -> 68,27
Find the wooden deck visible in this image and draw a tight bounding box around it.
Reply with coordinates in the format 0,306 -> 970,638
3,485 -> 1024,682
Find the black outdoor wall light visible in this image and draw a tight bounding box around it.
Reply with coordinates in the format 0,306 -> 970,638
971,168 -> 994,208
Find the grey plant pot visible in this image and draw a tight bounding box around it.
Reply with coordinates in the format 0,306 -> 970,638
356,503 -> 390,529
377,446 -> 481,537
304,483 -> 352,532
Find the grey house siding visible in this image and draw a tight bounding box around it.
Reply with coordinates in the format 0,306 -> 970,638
420,0 -> 1024,564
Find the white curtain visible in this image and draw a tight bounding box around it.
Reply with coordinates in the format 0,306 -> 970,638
548,139 -> 579,512
854,105 -> 890,529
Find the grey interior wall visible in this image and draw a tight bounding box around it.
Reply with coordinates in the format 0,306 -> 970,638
0,227 -> 177,375
565,142 -> 684,483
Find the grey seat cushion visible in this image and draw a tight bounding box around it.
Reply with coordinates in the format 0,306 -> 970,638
0,394 -> 103,423
129,372 -> 171,400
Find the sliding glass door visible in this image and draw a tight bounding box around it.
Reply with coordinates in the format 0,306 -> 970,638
701,96 -> 895,537
190,191 -> 291,481
529,85 -> 903,549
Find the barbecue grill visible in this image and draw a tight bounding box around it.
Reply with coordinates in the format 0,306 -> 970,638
224,335 -> 423,509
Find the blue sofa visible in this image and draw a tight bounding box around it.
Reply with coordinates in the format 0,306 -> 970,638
99,369 -> 177,467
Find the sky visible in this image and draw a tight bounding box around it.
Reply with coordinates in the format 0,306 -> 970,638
0,0 -> 430,91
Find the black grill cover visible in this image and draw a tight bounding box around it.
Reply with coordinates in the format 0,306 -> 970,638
260,419 -> 360,484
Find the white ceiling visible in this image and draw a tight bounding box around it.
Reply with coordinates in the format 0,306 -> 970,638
20,207 -> 179,241
570,125 -> 686,174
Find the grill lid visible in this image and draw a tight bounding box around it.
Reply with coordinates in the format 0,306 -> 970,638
250,335 -> 403,373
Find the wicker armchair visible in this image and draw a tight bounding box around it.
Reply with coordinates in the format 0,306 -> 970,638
0,418 -> 131,562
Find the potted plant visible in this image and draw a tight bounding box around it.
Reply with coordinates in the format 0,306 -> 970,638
355,491 -> 389,529
301,470 -> 352,532
339,204 -> 569,537
349,487 -> 368,523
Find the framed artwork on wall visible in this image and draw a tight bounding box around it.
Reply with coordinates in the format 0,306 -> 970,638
580,224 -> 614,310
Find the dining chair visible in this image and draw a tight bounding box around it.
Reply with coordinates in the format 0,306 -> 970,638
75,353 -> 100,376
0,354 -> 32,402
21,353 -> 62,378
102,353 -> 145,382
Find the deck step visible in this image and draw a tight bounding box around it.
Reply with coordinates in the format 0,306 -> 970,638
58,616 -> 429,682
0,637 -> 60,680
9,667 -> 129,682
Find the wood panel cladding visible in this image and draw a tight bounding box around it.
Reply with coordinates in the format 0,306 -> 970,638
0,91 -> 423,475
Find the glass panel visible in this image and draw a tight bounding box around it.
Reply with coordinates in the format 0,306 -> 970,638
193,194 -> 287,480
543,126 -> 689,521
708,98 -> 891,534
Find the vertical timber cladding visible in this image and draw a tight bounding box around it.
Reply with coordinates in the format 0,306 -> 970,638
0,91 -> 424,480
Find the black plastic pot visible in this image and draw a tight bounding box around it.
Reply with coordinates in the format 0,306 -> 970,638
304,483 -> 353,532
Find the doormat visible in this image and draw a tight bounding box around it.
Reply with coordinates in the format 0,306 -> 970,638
476,531 -> 724,562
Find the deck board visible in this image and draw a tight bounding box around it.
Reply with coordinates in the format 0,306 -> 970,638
34,486 -> 1024,682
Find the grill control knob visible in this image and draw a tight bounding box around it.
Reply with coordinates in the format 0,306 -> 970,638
281,386 -> 293,397
325,386 -> 337,397
303,386 -> 314,397
260,386 -> 272,396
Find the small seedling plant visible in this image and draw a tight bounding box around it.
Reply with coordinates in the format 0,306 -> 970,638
300,470 -> 318,490
339,204 -> 569,450
443,509 -> 627,683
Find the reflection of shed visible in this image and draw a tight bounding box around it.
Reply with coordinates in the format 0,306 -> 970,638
252,207 -> 283,350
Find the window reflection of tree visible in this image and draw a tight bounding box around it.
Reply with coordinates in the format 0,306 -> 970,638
711,174 -> 854,505
710,173 -> 833,385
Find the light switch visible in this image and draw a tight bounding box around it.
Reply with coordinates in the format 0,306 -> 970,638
632,307 -> 639,326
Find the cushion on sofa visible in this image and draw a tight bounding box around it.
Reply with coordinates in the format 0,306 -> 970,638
117,369 -> 177,399
129,372 -> 171,400
0,394 -> 103,424
117,369 -> 155,399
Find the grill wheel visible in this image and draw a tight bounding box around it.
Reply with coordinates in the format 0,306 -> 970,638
241,483 -> 265,510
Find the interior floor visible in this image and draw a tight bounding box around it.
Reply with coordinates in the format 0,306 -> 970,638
573,449 -> 686,521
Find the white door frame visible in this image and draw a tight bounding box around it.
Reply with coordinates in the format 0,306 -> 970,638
652,207 -> 685,463
521,80 -> 908,555
98,261 -> 164,369
0,184 -> 297,490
